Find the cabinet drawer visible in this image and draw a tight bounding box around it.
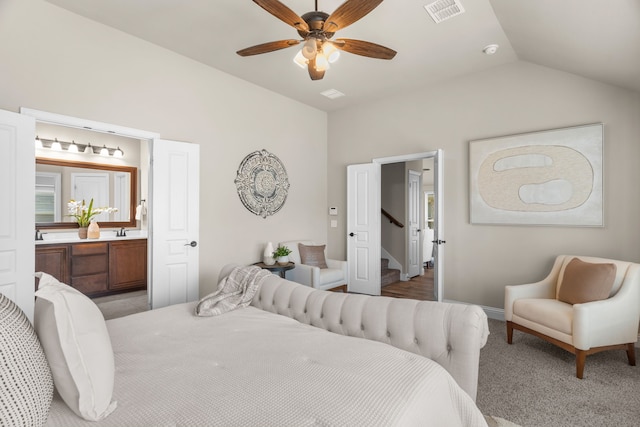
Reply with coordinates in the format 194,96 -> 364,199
71,273 -> 109,295
71,254 -> 109,276
72,242 -> 108,256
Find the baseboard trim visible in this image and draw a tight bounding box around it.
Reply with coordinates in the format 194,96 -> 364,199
443,299 -> 505,321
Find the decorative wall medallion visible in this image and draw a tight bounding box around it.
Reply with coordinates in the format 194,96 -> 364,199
234,149 -> 290,218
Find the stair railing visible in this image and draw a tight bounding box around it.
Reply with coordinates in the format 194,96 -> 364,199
381,208 -> 404,228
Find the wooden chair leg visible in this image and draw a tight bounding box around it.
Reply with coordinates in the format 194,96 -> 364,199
506,321 -> 513,344
627,343 -> 636,366
576,350 -> 587,379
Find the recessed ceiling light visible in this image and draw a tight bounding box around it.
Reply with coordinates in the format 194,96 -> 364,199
424,0 -> 465,24
483,44 -> 499,55
320,89 -> 345,100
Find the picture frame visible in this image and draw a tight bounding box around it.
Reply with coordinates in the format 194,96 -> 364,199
469,123 -> 603,226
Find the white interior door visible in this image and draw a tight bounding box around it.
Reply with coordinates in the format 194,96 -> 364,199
150,139 -> 200,309
407,169 -> 421,278
347,163 -> 380,295
113,172 -> 130,221
71,173 -> 110,221
0,109 -> 35,320
433,149 -> 444,302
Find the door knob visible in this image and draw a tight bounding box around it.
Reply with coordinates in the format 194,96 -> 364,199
349,232 -> 356,237
185,241 -> 198,247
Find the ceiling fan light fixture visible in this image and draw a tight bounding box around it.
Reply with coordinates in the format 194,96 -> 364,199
293,50 -> 308,68
301,38 -> 317,60
322,43 -> 341,63
315,53 -> 330,72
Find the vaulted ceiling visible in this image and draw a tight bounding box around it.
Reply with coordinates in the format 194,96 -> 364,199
45,0 -> 640,112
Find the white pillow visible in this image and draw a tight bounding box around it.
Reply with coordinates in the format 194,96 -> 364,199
34,272 -> 117,421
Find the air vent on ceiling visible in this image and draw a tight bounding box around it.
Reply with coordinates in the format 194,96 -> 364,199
424,0 -> 465,24
320,89 -> 345,100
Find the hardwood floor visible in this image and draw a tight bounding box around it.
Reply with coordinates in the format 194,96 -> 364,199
381,268 -> 435,301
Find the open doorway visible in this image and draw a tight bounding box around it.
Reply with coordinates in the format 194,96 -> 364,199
347,150 -> 444,301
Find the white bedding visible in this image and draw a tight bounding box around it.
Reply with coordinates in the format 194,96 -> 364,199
45,302 -> 487,426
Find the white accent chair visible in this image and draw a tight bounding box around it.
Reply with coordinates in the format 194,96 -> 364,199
278,240 -> 348,292
505,255 -> 640,378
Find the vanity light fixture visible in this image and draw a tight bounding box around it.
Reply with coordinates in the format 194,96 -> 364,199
36,137 -> 124,158
67,140 -> 79,153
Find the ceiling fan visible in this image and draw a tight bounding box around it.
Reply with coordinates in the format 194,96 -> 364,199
237,0 -> 397,81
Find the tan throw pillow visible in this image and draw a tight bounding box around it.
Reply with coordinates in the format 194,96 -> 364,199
299,244 -> 328,269
557,258 -> 616,305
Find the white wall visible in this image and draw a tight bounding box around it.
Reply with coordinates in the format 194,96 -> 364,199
0,0 -> 328,296
381,163 -> 405,266
328,61 -> 640,308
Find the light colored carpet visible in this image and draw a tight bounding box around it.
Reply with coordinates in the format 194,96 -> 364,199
477,319 -> 640,427
93,290 -> 148,320
485,415 -> 521,427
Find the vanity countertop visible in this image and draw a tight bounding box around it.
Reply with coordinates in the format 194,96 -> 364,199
35,230 -> 148,245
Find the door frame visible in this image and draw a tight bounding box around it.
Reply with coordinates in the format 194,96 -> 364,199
20,108 -> 160,307
372,150 -> 444,301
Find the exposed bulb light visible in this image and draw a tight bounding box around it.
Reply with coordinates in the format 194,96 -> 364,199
301,38 -> 317,60
67,140 -> 79,153
113,147 -> 124,158
293,50 -> 308,68
84,143 -> 93,154
35,136 -> 43,149
51,138 -> 62,151
100,145 -> 109,156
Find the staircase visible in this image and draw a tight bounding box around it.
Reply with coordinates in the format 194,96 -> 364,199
381,258 -> 400,287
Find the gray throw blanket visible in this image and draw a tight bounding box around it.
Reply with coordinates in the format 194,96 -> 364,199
195,265 -> 271,317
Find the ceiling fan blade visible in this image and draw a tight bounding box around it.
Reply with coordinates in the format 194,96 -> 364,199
236,39 -> 301,56
253,0 -> 309,33
324,0 -> 383,33
307,57 -> 325,80
332,38 -> 396,59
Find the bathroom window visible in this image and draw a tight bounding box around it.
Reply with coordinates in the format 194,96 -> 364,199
35,172 -> 61,222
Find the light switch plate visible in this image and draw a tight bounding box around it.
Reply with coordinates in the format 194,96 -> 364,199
329,207 -> 338,216
330,220 -> 337,228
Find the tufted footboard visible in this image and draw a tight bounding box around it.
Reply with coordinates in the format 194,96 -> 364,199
220,264 -> 489,401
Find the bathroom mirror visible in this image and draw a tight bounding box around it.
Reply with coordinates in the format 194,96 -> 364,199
36,158 -> 137,229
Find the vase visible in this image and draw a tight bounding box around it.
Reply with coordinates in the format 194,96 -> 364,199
263,242 -> 276,265
78,227 -> 88,239
277,255 -> 289,265
87,221 -> 100,239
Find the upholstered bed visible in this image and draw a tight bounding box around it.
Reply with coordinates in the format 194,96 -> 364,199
4,265 -> 490,426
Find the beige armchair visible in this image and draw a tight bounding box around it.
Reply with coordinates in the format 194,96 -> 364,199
278,240 -> 348,292
505,255 -> 640,378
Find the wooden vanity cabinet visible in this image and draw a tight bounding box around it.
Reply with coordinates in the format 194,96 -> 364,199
35,239 -> 147,297
109,240 -> 147,291
70,242 -> 109,295
35,244 -> 69,286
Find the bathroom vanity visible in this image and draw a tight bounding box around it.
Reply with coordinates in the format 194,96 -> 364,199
35,233 -> 147,298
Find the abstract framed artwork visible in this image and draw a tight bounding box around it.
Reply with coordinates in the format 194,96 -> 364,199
469,123 -> 603,226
